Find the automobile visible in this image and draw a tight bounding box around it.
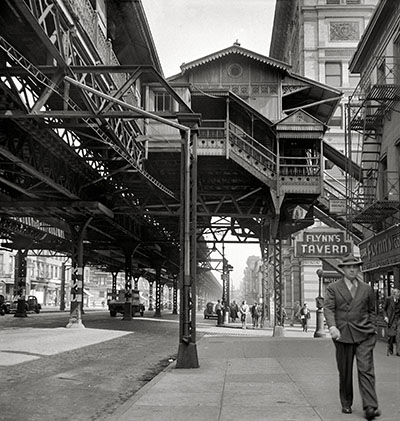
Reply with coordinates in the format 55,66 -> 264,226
0,295 -> 7,316
4,295 -> 42,314
203,302 -> 218,319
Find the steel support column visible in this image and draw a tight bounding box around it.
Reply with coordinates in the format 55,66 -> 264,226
259,224 -> 270,328
60,261 -> 69,311
67,219 -> 92,328
148,281 -> 154,311
176,121 -> 199,369
168,286 -> 172,310
172,275 -> 178,315
273,237 -> 284,336
14,249 -> 29,318
154,266 -> 162,318
111,271 -> 118,300
122,247 -> 134,321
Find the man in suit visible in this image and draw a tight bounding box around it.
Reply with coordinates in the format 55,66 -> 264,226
383,288 -> 400,356
324,254 -> 380,421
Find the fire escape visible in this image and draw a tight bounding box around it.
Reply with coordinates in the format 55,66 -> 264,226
348,55 -> 400,230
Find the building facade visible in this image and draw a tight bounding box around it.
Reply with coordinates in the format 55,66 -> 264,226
269,0 -> 378,321
347,0 -> 400,337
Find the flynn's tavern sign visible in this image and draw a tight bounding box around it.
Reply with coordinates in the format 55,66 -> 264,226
295,231 -> 351,258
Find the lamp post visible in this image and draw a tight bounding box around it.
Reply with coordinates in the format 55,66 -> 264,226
314,268 -> 326,338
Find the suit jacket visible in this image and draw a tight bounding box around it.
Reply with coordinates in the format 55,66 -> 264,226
324,279 -> 376,344
383,296 -> 399,327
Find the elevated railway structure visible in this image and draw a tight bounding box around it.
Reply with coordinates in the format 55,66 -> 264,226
0,0 -> 363,367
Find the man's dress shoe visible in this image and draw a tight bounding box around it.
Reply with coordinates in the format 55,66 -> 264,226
341,407 -> 352,414
364,407 -> 381,420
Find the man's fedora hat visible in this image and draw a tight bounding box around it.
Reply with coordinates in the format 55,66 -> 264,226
338,254 -> 363,267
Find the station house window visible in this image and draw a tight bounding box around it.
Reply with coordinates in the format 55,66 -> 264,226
155,92 -> 172,112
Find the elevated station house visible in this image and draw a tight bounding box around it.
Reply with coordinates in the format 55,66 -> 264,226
145,40 -> 341,325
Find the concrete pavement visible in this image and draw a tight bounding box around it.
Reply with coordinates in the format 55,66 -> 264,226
1,316 -> 399,420
107,324 -> 400,421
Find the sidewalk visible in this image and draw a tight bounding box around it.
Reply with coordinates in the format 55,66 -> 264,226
108,326 -> 400,421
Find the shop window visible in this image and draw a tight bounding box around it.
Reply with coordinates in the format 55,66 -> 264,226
374,274 -> 387,316
325,62 -> 342,87
155,92 -> 172,112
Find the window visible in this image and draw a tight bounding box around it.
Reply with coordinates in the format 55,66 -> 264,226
325,62 -> 342,87
155,92 -> 172,112
330,104 -> 343,128
327,0 -> 360,3
349,74 -> 359,89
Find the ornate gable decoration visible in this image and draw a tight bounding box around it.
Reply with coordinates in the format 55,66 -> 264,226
180,44 -> 290,73
275,110 -> 326,138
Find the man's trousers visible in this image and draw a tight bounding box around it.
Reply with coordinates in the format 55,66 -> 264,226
333,334 -> 378,410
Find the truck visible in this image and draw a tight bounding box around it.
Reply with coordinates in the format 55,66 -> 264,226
107,289 -> 145,317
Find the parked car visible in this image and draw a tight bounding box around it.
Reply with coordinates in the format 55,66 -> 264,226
3,295 -> 41,314
203,302 -> 218,319
0,295 -> 7,316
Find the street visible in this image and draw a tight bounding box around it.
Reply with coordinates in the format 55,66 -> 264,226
0,310 -> 197,421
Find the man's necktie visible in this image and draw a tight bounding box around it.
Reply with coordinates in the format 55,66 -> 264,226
350,281 -> 357,298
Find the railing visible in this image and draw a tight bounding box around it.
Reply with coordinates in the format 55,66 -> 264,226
355,170 -> 400,205
199,120 -> 325,183
228,122 -> 276,172
323,171 -> 363,214
349,55 -> 400,128
279,154 -> 320,177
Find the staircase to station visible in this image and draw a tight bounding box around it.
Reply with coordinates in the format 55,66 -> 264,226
197,120 -> 322,197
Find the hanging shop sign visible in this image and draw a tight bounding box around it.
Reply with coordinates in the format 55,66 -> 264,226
329,199 -> 346,215
359,224 -> 400,271
295,230 -> 352,258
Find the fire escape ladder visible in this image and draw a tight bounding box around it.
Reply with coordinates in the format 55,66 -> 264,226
348,55 -> 400,225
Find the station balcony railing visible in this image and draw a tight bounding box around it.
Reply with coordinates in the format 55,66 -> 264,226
197,119 -> 276,171
198,120 -> 323,195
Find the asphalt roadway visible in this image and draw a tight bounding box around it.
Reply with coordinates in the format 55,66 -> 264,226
1,310 -> 399,421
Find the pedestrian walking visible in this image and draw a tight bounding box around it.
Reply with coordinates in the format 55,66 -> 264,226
215,299 -> 223,326
299,303 -> 310,332
230,300 -> 239,322
383,288 -> 400,356
324,254 -> 380,420
239,300 -> 249,329
251,302 -> 260,328
282,307 -> 287,327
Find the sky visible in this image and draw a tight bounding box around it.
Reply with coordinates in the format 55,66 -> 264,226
142,0 -> 277,77
141,0 -> 277,287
